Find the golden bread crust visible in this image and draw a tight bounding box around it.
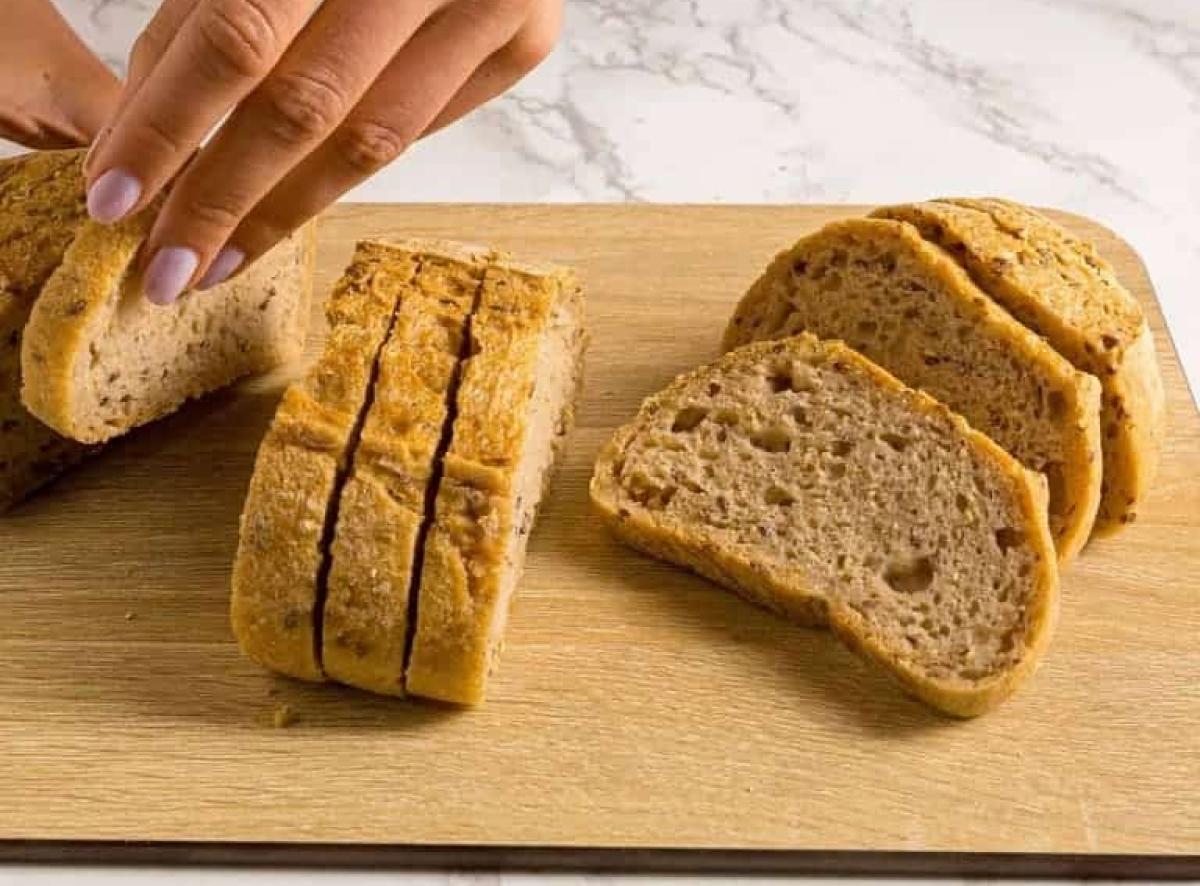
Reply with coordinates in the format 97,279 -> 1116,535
322,244 -> 489,695
406,262 -> 585,704
230,246 -> 416,680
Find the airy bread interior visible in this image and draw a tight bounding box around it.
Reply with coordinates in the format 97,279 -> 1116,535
592,335 -> 1059,716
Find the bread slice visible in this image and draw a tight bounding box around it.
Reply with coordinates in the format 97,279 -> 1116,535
724,219 -> 1102,561
321,241 -> 490,695
0,149 -> 93,507
405,259 -> 586,704
591,334 -> 1059,717
21,211 -> 315,444
230,243 -> 412,681
872,198 -> 1165,532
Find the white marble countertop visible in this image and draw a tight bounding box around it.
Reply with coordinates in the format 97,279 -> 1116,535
3,0 -> 1199,882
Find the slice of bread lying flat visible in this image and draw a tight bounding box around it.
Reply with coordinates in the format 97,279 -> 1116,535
322,241 -> 489,696
406,259 -> 586,705
21,210 -> 315,444
231,242 -> 413,681
872,198 -> 1165,533
724,219 -> 1102,562
0,149 -> 93,506
590,334 -> 1059,717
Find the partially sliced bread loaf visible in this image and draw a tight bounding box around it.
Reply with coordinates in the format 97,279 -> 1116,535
0,149 -> 93,507
321,241 -> 489,696
872,198 -> 1165,532
591,334 -> 1059,717
724,219 -> 1102,561
230,243 -> 412,681
406,259 -> 586,705
21,212 -> 315,444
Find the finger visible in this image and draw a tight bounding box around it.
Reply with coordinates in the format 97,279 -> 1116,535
125,0 -> 201,94
221,1 -> 528,274
424,0 -> 561,136
0,109 -> 88,149
85,0 -> 314,224
37,2 -> 124,144
85,0 -> 200,175
141,0 -> 454,302
58,59 -> 122,145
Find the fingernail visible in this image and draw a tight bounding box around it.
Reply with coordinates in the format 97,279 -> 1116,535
196,246 -> 245,291
87,168 -> 142,223
143,246 -> 198,305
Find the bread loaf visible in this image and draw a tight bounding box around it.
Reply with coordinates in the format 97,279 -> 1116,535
591,334 -> 1059,716
233,241 -> 585,704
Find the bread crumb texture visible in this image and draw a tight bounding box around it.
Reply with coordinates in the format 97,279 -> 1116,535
872,199 -> 1165,533
724,218 -> 1102,561
591,334 -> 1058,717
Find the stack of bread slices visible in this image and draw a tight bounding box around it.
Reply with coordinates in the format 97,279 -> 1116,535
230,239 -> 586,705
592,200 -> 1163,716
0,148 -> 315,506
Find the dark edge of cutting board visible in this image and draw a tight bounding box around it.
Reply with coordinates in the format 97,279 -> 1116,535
0,842 -> 1196,878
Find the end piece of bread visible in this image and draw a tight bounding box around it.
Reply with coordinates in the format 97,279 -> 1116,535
405,259 -> 586,705
21,212 -> 315,444
591,334 -> 1059,717
0,149 -> 93,507
321,241 -> 490,696
724,218 -> 1102,561
230,243 -> 413,681
872,198 -> 1165,532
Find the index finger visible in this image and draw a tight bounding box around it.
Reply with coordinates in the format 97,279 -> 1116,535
85,0 -> 314,223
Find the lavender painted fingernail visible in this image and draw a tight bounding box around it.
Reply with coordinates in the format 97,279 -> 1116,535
86,168 -> 142,223
143,247 -> 198,306
196,246 -> 245,291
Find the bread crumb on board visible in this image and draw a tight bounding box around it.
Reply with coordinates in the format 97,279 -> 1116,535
123,611 -> 136,621
272,703 -> 296,729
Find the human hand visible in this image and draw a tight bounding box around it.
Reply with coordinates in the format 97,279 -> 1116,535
84,0 -> 562,305
0,0 -> 120,148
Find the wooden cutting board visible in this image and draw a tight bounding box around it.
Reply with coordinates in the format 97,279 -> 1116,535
0,205 -> 1196,873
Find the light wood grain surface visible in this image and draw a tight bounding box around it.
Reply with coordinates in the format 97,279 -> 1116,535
0,205 -> 1195,858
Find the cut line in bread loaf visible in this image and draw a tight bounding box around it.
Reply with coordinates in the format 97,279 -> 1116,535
405,259 -> 586,705
724,218 -> 1102,562
231,243 -> 413,680
871,198 -> 1165,532
321,241 -> 490,696
21,211 -> 315,444
591,334 -> 1059,717
0,149 -> 94,508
